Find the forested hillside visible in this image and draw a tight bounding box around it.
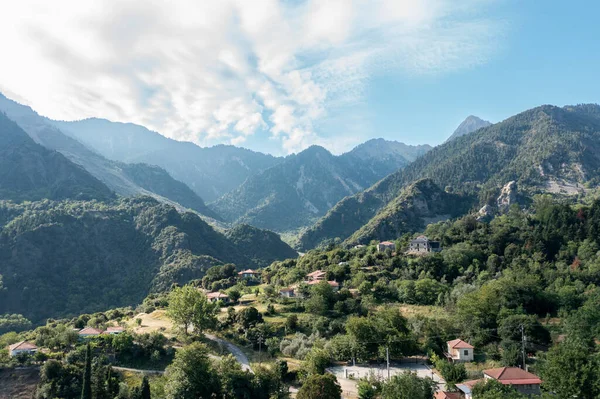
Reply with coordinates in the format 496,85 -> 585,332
0,94 -> 218,218
298,104 -> 600,249
211,141 -> 423,232
51,118 -> 282,202
0,112 -> 113,202
0,197 -> 295,322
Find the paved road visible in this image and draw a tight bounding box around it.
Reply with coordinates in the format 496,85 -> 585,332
205,334 -> 253,373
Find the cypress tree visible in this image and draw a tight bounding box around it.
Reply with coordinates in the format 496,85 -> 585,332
141,375 -> 151,399
81,343 -> 92,399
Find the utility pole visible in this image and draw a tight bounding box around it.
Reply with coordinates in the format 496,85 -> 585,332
258,334 -> 264,364
386,346 -> 390,380
521,324 -> 527,370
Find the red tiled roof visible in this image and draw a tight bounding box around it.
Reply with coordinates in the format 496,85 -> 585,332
447,338 -> 474,349
434,392 -> 461,399
280,287 -> 295,292
462,379 -> 483,388
379,241 -> 395,245
306,270 -> 326,277
8,341 -> 37,351
106,326 -> 124,333
79,327 -> 104,335
484,367 -> 542,385
238,269 -> 258,275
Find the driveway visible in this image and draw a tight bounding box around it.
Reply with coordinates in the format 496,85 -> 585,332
205,334 -> 253,373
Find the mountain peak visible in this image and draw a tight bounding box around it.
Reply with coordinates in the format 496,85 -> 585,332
447,115 -> 492,142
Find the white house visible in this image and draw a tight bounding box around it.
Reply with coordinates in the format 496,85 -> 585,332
8,341 -> 37,357
237,269 -> 260,279
105,326 -> 124,335
206,292 -> 230,304
446,339 -> 474,362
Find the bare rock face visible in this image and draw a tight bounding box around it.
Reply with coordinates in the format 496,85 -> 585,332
497,181 -> 517,214
477,204 -> 495,222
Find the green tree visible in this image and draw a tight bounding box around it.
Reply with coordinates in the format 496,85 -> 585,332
164,342 -> 220,399
167,285 -> 218,336
297,374 -> 341,399
379,372 -> 436,399
302,348 -> 330,376
471,379 -> 526,398
81,343 -> 92,399
140,375 -> 151,399
539,338 -> 600,398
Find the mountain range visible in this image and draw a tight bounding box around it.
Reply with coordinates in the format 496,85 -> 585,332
211,141 -> 430,232
298,104 -> 600,249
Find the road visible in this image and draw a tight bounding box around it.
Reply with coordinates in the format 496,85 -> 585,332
205,333 -> 253,373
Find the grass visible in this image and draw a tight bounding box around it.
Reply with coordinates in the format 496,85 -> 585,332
118,370 -> 167,398
398,304 -> 449,320
125,309 -> 174,337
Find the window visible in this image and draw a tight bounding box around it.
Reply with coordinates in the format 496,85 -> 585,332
463,350 -> 469,356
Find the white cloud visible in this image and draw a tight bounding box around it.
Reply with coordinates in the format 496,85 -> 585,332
0,0 -> 506,154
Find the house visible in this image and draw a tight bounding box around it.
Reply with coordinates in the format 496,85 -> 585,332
483,367 -> 542,396
377,241 -> 396,252
434,392 -> 462,399
408,235 -> 441,253
78,327 -> 104,337
307,280 -> 340,292
457,367 -> 542,398
279,287 -> 296,298
8,341 -> 37,357
446,339 -> 474,362
456,379 -> 480,399
237,269 -> 260,279
306,270 -> 327,282
105,326 -> 124,335
206,292 -> 230,304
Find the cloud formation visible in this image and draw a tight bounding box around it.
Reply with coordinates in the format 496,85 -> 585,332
0,0 -> 505,154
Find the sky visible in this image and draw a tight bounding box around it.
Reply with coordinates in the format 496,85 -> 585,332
0,0 -> 599,156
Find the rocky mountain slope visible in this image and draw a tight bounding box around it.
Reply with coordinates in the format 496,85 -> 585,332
211,141 -> 427,232
0,112 -> 113,202
50,118 -> 281,202
446,115 -> 492,142
0,94 -> 217,218
298,104 -> 600,249
0,197 -> 296,322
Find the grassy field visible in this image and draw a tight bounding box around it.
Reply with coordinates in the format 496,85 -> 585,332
125,310 -> 174,336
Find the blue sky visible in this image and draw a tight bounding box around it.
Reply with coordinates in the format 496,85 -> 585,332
368,1 -> 600,146
0,0 -> 598,155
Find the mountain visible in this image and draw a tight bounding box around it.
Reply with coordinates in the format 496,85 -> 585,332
0,197 -> 296,322
347,138 -> 431,163
298,104 -> 600,249
211,141 -> 424,232
0,112 -> 113,202
0,94 -> 217,218
120,163 -> 220,220
343,179 -> 470,246
446,115 -> 492,141
50,118 -> 281,202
